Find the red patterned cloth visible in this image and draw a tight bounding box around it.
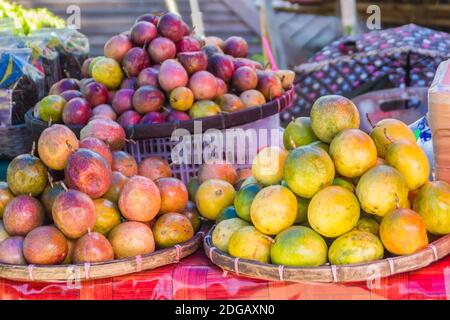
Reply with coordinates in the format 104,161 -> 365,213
0,252 -> 448,300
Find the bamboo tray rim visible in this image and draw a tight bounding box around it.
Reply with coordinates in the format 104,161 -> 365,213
0,223 -> 210,283
25,89 -> 295,140
203,225 -> 450,283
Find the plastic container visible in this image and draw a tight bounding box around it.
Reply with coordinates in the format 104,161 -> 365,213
428,59 -> 450,183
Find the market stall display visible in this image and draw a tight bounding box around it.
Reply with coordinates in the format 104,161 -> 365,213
30,12 -> 293,127
196,94 -> 450,283
0,123 -> 207,282
25,11 -> 295,183
0,0 -> 448,301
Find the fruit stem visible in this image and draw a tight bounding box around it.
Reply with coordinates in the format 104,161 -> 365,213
60,182 -> 69,192
383,128 -> 394,143
47,172 -> 54,188
263,235 -> 275,244
366,113 -> 375,129
289,137 -> 297,149
66,140 -> 74,151
30,141 -> 36,156
394,194 -> 400,209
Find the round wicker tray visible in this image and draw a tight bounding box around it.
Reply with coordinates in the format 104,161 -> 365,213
24,89 -> 295,140
203,225 -> 450,283
0,223 -> 209,282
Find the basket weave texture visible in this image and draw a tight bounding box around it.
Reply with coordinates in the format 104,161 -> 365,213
0,223 -> 209,282
204,225 -> 450,283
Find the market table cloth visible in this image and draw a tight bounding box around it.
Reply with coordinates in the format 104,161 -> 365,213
0,251 -> 448,300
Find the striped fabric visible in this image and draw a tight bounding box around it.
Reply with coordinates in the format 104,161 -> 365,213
0,252 -> 448,300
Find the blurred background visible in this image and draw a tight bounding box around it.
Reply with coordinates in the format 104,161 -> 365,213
17,0 -> 450,67
10,0 -> 449,127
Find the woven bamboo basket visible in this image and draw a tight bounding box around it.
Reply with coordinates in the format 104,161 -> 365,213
0,223 -> 209,282
203,225 -> 450,283
0,124 -> 33,160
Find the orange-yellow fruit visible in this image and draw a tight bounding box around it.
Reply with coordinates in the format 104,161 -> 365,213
369,118 -> 416,158
252,146 -> 287,186
380,208 -> 428,255
413,181 -> 450,235
284,145 -> 335,198
329,129 -> 377,178
310,95 -> 360,143
228,226 -> 272,263
385,140 -> 430,190
92,198 -> 121,235
356,165 -> 410,217
250,185 -> 297,235
328,230 -> 384,265
308,186 -> 360,238
152,212 -> 194,248
212,218 -> 250,253
270,226 -> 327,266
195,179 -> 235,220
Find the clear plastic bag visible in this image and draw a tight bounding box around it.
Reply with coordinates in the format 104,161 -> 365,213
0,35 -> 62,92
32,27 -> 89,80
0,48 -> 45,125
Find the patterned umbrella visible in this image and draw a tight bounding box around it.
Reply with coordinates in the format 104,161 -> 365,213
285,24 -> 450,124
